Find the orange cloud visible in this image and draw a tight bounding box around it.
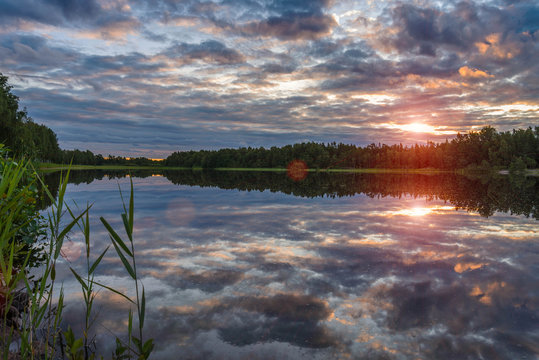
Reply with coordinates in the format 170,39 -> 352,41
76,19 -> 140,40
454,262 -> 485,273
469,281 -> 507,305
475,33 -> 521,59
405,74 -> 464,90
458,66 -> 493,79
168,17 -> 200,27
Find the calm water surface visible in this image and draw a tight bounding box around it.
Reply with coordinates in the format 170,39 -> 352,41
45,171 -> 538,359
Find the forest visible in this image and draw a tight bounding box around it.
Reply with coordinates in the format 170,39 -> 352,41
1,73 -> 538,170
164,128 -> 538,170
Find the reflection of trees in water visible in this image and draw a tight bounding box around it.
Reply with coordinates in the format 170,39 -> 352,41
38,170 -> 156,210
40,170 -> 538,219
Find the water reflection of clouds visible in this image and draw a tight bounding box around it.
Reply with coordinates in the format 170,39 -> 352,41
165,198 -> 196,226
52,177 -> 538,359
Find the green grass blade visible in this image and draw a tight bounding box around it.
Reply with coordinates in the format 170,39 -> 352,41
89,246 -> 110,275
143,339 -> 154,355
111,240 -> 136,279
33,166 -> 57,204
128,309 -> 133,348
129,178 -> 134,237
140,285 -> 146,328
117,182 -> 128,216
90,280 -> 135,305
54,208 -> 88,259
57,161 -> 72,212
69,267 -> 89,291
121,213 -> 132,242
84,208 -> 90,257
100,217 -> 133,257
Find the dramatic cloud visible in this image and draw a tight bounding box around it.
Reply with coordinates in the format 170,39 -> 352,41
1,0 -> 537,157
239,13 -> 337,40
162,40 -> 245,65
0,0 -> 139,39
0,0 -> 102,25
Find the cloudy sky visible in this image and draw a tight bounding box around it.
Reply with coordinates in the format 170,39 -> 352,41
1,0 -> 538,158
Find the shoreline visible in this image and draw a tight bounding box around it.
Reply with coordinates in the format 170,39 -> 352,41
38,164 -> 539,176
38,164 -> 454,174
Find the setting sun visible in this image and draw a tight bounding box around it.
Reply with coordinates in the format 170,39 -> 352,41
401,123 -> 436,133
378,122 -> 457,136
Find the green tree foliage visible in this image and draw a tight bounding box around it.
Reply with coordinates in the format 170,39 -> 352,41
509,157 -> 527,173
164,126 -> 539,170
0,74 -> 61,162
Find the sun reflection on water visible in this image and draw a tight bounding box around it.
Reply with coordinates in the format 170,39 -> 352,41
377,205 -> 456,217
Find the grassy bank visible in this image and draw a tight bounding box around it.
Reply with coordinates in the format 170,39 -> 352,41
39,163 -> 168,171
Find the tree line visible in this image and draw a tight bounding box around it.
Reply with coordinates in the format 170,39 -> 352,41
164,127 -> 538,170
2,73 -> 538,170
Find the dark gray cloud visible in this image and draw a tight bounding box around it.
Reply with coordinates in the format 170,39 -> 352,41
388,2 -> 484,54
260,62 -> 297,74
0,34 -> 78,70
163,40 -> 245,65
307,39 -> 341,57
386,1 -> 539,57
0,0 -> 139,37
0,0 -> 100,25
145,0 -> 337,40
35,0 -> 102,20
149,268 -> 244,293
238,13 -> 337,40
266,0 -> 332,15
217,294 -> 335,348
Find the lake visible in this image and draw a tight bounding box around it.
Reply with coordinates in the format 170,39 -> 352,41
42,170 -> 538,359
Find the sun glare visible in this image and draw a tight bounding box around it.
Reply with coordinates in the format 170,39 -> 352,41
387,205 -> 455,217
400,123 -> 436,133
377,122 -> 457,135
401,207 -> 432,216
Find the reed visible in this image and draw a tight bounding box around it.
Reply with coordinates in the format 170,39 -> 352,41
100,179 -> 154,359
0,147 -> 154,359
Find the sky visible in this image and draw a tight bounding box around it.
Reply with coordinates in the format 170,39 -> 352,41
1,0 -> 538,158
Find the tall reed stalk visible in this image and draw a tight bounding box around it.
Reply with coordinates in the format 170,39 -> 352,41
100,180 -> 154,359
